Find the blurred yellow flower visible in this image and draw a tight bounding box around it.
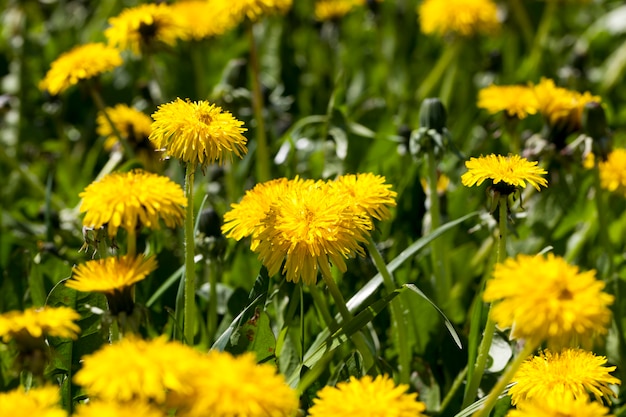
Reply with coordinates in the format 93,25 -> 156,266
599,148 -> 626,196
149,98 -> 248,167
97,104 -> 153,151
418,0 -> 500,37
461,154 -> 547,193
314,0 -> 362,20
80,170 -> 186,237
171,0 -> 238,40
67,255 -> 157,294
39,43 -> 122,95
483,253 -> 613,349
309,375 -> 427,417
171,351 -> 299,417
509,348 -> 620,406
73,401 -> 165,417
223,0 -> 292,23
254,178 -> 372,285
0,386 -> 67,417
507,394 -> 613,417
105,3 -> 187,55
332,173 -> 397,221
0,306 -> 80,343
477,85 -> 539,119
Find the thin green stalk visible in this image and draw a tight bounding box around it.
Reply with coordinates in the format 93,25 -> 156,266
417,40 -> 462,102
308,283 -> 338,333
508,0 -> 534,48
471,342 -> 537,417
87,85 -> 135,159
365,235 -> 410,384
247,21 -> 271,182
206,260 -> 219,342
463,195 -> 508,407
321,272 -> 375,370
126,230 -> 137,257
183,163 -> 197,345
523,0 -> 556,77
427,149 -> 450,306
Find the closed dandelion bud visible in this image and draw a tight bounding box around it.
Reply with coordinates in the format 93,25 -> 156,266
582,101 -> 612,161
419,98 -> 447,133
410,98 -> 449,159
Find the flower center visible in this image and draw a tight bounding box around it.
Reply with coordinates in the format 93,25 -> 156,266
197,110 -> 213,125
557,288 -> 573,300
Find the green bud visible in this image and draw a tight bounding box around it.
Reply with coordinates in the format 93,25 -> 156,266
419,98 -> 447,133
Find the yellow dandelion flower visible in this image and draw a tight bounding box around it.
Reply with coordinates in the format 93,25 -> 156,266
73,401 -> 165,417
171,1 -> 238,40
149,98 -> 248,167
418,0 -> 500,37
599,148 -> 626,196
221,0 -> 293,23
0,386 -> 67,417
97,104 -> 153,151
483,253 -> 614,348
332,173 -> 397,221
172,351 -> 299,417
309,375 -> 427,417
509,348 -> 620,405
221,178 -> 290,249
507,394 -> 613,417
533,78 -> 601,131
255,178 -> 372,285
477,85 -> 539,119
74,336 -> 204,404
315,0 -> 362,21
105,3 -> 188,55
461,154 -> 548,193
39,43 -> 122,96
0,306 -> 80,343
67,255 -> 157,294
80,170 -> 186,237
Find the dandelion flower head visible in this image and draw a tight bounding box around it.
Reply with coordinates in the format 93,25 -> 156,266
39,43 -> 122,96
507,394 -> 613,417
97,104 -> 153,151
509,348 -> 620,406
533,78 -> 601,131
0,306 -> 80,343
171,351 -> 299,417
73,401 -> 165,417
477,85 -> 539,119
105,3 -> 187,55
483,253 -> 614,348
418,0 -> 500,37
0,386 -> 67,417
599,148 -> 626,197
149,98 -> 248,167
254,178 -> 372,285
80,170 -> 186,237
221,0 -> 293,23
315,0 -> 364,21
67,255 -> 157,294
332,173 -> 397,221
461,154 -> 548,193
74,336 -> 204,404
171,1 -> 239,40
309,374 -> 427,417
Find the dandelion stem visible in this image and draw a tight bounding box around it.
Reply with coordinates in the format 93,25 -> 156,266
417,40 -> 462,103
508,0 -> 534,48
247,21 -> 271,182
523,0 -> 556,77
471,342 -> 537,417
463,195 -> 508,407
365,235 -> 410,384
183,163 -> 197,345
126,230 -> 137,257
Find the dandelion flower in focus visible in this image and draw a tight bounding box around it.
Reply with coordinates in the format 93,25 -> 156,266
309,375 -> 427,417
97,104 -> 153,151
0,306 -> 80,343
477,85 -> 539,119
332,173 -> 397,221
418,0 -> 500,37
507,394 -> 613,417
172,351 -> 299,417
105,3 -> 187,55
0,386 -> 67,417
461,154 -> 548,194
39,43 -> 122,95
171,1 -> 238,40
599,148 -> 626,196
80,170 -> 186,237
483,253 -> 613,348
73,401 -> 165,417
149,98 -> 248,167
509,348 -> 620,405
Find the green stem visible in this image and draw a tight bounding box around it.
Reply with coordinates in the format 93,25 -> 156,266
207,260 -> 218,342
321,272 -> 375,370
247,21 -> 271,182
417,40 -> 462,102
183,163 -> 197,345
592,165 -> 613,277
366,236 -> 410,384
523,0 -> 556,77
471,342 -> 537,417
308,282 -> 338,333
87,85 -> 135,159
462,195 -> 508,407
126,230 -> 137,257
427,149 -> 449,306
508,0 -> 534,48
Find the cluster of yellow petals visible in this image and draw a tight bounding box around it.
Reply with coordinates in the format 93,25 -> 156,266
0,306 -> 80,342
0,386 -> 67,417
314,0 -> 376,21
484,253 -> 613,349
506,394 -> 613,417
80,170 -> 186,237
223,0 -> 293,23
418,0 -> 500,37
599,148 -> 626,196
97,104 -> 153,150
477,85 -> 539,119
171,1 -> 239,40
461,154 -> 548,192
73,401 -> 165,417
39,43 -> 122,95
309,375 -> 427,417
67,255 -> 158,294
